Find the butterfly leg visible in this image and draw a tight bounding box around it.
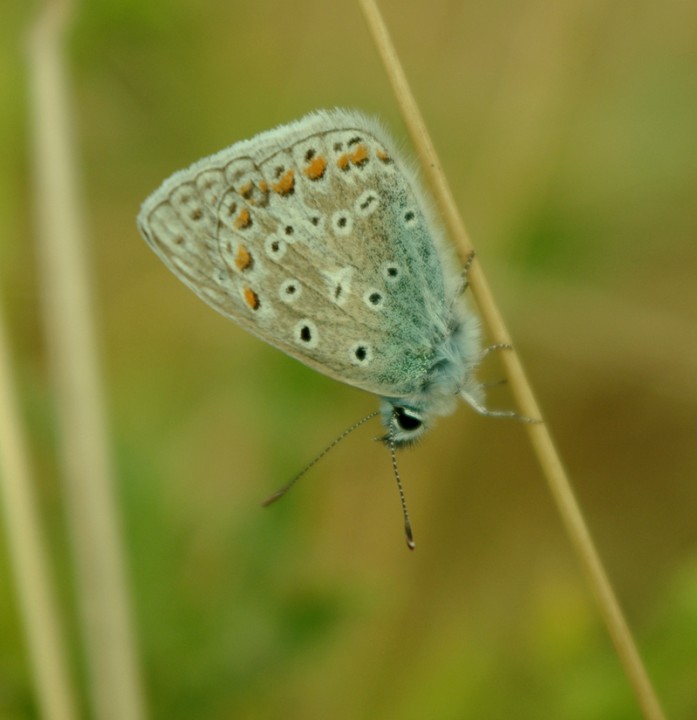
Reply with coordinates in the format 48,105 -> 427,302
461,390 -> 540,423
478,344 -> 512,390
466,344 -> 541,422
479,342 -> 512,360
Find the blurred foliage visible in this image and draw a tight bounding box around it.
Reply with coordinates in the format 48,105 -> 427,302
1,0 -> 696,718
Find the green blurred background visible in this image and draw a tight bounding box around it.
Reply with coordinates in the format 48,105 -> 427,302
2,0 -> 696,717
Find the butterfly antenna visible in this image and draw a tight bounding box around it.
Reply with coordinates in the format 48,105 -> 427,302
261,410 -> 380,507
388,422 -> 416,550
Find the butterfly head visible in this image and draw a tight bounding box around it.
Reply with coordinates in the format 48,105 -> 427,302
380,402 -> 428,446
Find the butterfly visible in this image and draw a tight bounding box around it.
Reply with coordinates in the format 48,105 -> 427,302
137,109 -> 516,546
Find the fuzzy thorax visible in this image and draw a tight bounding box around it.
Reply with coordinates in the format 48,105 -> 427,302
379,302 -> 482,446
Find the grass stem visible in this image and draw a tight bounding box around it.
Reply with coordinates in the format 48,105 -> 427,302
358,2 -> 667,718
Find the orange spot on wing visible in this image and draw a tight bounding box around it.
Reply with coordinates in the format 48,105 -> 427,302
376,148 -> 391,162
239,181 -> 253,198
243,286 -> 260,310
336,153 -> 350,171
234,208 -> 252,229
258,179 -> 268,192
235,244 -> 253,271
303,155 -> 327,180
349,144 -> 369,165
272,169 -> 295,195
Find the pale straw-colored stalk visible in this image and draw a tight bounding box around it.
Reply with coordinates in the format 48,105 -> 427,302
26,0 -> 147,718
358,1 -> 667,718
0,300 -> 79,720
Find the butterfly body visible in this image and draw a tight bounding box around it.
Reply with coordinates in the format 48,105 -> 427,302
138,109 -> 482,445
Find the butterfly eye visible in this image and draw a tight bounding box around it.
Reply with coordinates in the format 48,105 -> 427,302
393,407 -> 423,432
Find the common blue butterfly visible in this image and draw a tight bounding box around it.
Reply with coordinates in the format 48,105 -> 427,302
137,109 -> 516,546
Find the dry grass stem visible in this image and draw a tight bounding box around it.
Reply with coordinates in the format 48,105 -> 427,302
358,1 -> 667,718
26,0 -> 147,718
0,300 -> 79,720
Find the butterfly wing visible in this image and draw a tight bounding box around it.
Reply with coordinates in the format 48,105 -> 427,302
138,109 -> 460,398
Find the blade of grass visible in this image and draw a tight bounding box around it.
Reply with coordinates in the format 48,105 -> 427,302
357,1 -> 667,719
26,1 -> 147,718
0,298 -> 79,720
